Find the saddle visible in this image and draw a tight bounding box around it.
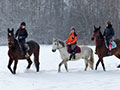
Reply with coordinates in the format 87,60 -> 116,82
67,45 -> 81,54
105,40 -> 117,49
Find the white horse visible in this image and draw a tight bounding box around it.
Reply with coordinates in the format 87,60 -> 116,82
52,39 -> 94,72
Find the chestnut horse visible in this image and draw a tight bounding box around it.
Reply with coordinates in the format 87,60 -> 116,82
91,26 -> 120,71
7,28 -> 40,74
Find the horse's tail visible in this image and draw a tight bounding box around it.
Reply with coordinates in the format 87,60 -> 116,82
89,48 -> 94,70
34,43 -> 40,72
29,40 -> 40,72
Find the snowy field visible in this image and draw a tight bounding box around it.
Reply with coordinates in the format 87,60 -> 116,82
1,45 -> 120,90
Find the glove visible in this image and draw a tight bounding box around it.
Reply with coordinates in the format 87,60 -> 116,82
67,43 -> 70,45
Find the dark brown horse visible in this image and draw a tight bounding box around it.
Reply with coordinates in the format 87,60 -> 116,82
7,28 -> 40,74
91,26 -> 120,71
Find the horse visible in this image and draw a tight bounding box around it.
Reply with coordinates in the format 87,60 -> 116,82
7,28 -> 40,74
52,39 -> 94,72
91,26 -> 120,71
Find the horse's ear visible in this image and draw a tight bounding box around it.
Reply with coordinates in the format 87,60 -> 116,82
8,28 -> 10,32
12,28 -> 14,32
99,26 -> 101,29
94,25 -> 96,29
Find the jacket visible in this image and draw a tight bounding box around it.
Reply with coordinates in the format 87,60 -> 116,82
103,25 -> 114,40
15,28 -> 28,40
66,32 -> 77,45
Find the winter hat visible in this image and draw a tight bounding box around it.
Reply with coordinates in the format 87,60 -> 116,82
20,22 -> 26,26
106,21 -> 111,25
71,27 -> 76,31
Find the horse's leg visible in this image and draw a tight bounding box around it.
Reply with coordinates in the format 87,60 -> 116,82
95,59 -> 101,70
88,60 -> 94,70
64,60 -> 68,72
26,58 -> 32,69
58,60 -> 65,72
100,59 -> 106,71
7,58 -> 14,74
84,59 -> 88,71
115,54 -> 120,68
13,59 -> 18,74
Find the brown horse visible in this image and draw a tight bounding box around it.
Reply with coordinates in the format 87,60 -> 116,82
7,28 -> 40,74
91,26 -> 120,71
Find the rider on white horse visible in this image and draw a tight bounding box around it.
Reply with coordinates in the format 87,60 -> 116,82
66,27 -> 77,60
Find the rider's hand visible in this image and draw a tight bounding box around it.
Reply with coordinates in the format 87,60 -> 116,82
67,43 -> 70,45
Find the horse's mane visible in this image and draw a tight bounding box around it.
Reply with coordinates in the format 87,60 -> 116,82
55,39 -> 65,47
14,39 -> 20,49
99,30 -> 104,40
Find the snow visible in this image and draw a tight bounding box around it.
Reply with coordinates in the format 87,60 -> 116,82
1,45 -> 120,90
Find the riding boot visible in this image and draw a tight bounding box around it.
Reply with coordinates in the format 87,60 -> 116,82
23,49 -> 26,55
106,39 -> 112,55
69,54 -> 73,60
107,46 -> 112,55
72,46 -> 77,59
72,51 -> 76,59
107,45 -> 112,55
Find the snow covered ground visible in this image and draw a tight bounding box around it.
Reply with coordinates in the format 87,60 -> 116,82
1,45 -> 120,90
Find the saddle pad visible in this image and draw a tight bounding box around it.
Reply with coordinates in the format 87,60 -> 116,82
67,46 -> 81,54
105,41 -> 117,49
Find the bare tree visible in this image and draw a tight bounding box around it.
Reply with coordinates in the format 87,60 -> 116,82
0,0 -> 120,45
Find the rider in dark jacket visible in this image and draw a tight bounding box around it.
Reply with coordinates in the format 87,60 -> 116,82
103,21 -> 114,54
15,22 -> 28,56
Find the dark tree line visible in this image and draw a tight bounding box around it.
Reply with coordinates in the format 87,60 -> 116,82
0,0 -> 120,45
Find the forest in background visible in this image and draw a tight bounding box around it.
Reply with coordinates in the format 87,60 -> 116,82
0,0 -> 120,45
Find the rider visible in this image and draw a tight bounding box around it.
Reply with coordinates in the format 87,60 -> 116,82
66,27 -> 77,60
103,21 -> 114,55
15,22 -> 29,57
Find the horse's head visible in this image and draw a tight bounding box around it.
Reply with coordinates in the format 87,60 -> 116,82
91,26 -> 102,41
8,28 -> 15,48
52,38 -> 65,52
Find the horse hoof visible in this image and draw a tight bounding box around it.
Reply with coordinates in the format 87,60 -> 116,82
36,70 -> 39,72
12,72 -> 16,74
117,65 -> 120,68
